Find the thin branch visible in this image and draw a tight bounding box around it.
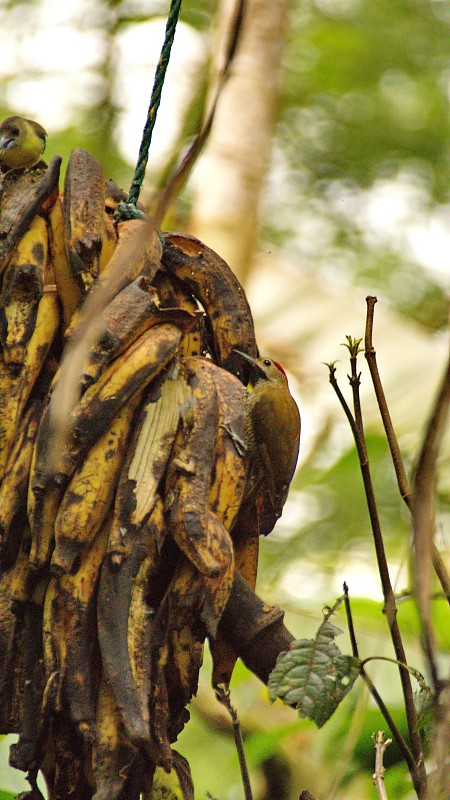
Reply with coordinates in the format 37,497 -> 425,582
364,297 -> 412,507
411,347 -> 450,693
215,684 -> 253,800
372,731 -> 392,800
343,585 -> 416,776
328,362 -> 427,798
365,296 -> 450,603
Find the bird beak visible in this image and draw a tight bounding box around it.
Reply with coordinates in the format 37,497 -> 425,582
0,136 -> 13,153
232,349 -> 267,382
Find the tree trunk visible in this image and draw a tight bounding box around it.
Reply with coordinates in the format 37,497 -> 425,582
190,0 -> 290,284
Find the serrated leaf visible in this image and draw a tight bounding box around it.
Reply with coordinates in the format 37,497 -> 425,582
268,619 -> 360,727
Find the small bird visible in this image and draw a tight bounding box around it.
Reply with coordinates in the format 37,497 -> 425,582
0,115 -> 47,169
235,350 -> 301,514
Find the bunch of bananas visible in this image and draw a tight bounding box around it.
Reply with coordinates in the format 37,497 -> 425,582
0,146 -> 299,800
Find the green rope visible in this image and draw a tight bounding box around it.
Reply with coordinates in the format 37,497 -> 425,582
117,0 -> 183,220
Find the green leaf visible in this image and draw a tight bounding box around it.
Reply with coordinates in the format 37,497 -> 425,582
0,791 -> 16,800
268,619 -> 360,728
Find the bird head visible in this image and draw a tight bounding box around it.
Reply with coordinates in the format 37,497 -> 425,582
233,349 -> 289,390
0,115 -> 47,169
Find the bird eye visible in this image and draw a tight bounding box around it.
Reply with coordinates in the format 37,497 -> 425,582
11,127 -> 20,136
262,358 -> 272,367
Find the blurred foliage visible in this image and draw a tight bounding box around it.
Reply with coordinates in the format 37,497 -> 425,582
0,1 -> 448,799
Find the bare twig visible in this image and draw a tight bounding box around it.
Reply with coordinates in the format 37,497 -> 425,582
365,297 -> 450,603
215,684 -> 253,800
411,348 -> 450,693
372,731 -> 392,800
343,585 -> 416,775
364,297 -> 412,507
328,363 -> 427,798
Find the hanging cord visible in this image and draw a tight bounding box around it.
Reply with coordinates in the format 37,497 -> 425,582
116,0 -> 183,221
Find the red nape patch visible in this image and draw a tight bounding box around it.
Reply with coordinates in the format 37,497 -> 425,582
273,360 -> 287,379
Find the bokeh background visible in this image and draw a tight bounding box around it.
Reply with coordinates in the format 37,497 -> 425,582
0,1 -> 449,798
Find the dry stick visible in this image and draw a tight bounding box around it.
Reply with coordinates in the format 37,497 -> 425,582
372,731 -> 392,800
411,347 -> 450,694
343,585 -> 416,778
345,349 -> 428,796
364,296 -> 450,603
215,685 -> 253,800
328,364 -> 426,799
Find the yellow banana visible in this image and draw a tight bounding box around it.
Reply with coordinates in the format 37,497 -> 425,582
164,357 -> 222,577
34,322 -> 182,487
0,288 -> 61,481
161,232 -> 258,374
0,214 -> 48,365
108,364 -> 189,564
70,275 -> 196,394
153,270 -> 205,359
0,155 -> 61,276
51,396 -> 141,575
98,497 -> 170,760
0,399 -> 41,568
92,675 -> 138,800
206,362 -> 248,531
27,477 -> 64,573
45,521 -> 109,739
9,529 -> 37,609
47,195 -> 82,327
210,534 -> 259,688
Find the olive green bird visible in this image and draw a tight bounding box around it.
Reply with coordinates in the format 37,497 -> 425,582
234,350 -> 301,513
0,115 -> 47,169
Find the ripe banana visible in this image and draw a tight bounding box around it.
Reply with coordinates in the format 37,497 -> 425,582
206,361 -> 248,531
164,357 -> 222,577
44,521 -> 109,739
153,270 -> 205,359
0,399 -> 41,568
51,396 -> 141,575
0,155 -> 61,275
210,533 -> 259,688
92,674 -> 138,800
161,232 -> 258,374
63,148 -> 107,293
34,322 -> 182,486
9,529 -> 37,608
70,275 -> 196,394
0,288 -> 61,481
0,213 -> 48,365
108,363 -> 189,565
98,497 -> 169,759
47,196 -> 82,327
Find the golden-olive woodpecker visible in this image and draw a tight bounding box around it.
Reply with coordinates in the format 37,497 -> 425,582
0,116 -> 47,169
235,350 -> 301,522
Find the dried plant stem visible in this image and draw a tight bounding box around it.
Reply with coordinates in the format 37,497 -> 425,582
343,586 -> 416,776
328,364 -> 427,798
364,296 -> 450,605
372,731 -> 392,800
215,685 -> 253,800
411,348 -> 450,693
